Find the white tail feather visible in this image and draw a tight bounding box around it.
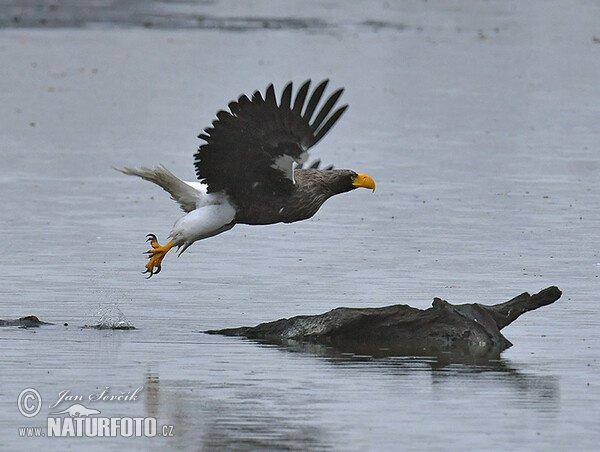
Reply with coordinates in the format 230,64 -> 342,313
117,165 -> 202,212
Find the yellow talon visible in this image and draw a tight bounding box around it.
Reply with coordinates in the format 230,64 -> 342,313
144,234 -> 174,278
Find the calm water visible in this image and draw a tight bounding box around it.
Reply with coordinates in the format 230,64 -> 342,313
1,0 -> 599,450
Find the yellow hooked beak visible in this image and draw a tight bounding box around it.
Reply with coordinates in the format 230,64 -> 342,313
352,173 -> 376,191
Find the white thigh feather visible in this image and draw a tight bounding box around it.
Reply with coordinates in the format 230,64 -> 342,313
170,202 -> 236,254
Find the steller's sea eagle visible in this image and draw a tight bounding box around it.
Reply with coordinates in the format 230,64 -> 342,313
119,79 -> 375,277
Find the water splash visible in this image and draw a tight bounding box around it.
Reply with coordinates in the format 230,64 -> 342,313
85,304 -> 135,330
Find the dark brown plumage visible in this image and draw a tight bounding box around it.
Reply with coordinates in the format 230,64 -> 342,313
234,168 -> 362,225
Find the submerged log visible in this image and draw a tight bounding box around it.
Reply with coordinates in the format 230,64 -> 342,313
207,286 -> 561,360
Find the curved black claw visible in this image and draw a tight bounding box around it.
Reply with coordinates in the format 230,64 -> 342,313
144,234 -> 160,278
143,268 -> 152,279
143,265 -> 161,279
143,233 -> 169,279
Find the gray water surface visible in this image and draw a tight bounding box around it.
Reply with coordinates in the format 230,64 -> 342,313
1,0 -> 599,450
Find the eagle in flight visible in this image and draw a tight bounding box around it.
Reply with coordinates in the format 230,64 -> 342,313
119,79 -> 375,277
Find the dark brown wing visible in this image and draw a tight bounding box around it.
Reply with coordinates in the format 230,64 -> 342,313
194,80 -> 348,209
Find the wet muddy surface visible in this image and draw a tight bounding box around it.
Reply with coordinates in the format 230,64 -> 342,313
1,0 -> 599,450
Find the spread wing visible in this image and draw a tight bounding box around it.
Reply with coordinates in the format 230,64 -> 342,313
194,79 -> 348,206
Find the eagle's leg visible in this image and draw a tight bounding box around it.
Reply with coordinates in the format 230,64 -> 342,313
144,234 -> 174,278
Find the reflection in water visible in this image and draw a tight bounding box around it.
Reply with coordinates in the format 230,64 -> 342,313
200,401 -> 328,451
248,336 -> 504,365
139,341 -> 559,450
270,340 -> 560,413
144,371 -> 160,420
142,370 -> 329,451
429,361 -> 560,413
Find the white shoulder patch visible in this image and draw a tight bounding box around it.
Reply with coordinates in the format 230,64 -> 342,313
184,181 -> 208,194
271,151 -> 310,184
184,181 -> 222,209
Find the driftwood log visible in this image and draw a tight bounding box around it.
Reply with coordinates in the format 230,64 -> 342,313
207,286 -> 561,361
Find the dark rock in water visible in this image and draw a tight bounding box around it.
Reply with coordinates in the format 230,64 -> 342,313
0,316 -> 53,328
206,286 -> 561,361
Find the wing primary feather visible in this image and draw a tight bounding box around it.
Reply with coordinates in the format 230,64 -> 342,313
216,110 -> 233,121
252,90 -> 264,103
228,101 -> 241,116
310,88 -> 344,132
312,104 -> 348,145
265,84 -> 277,107
280,81 -> 293,109
303,79 -> 329,122
292,79 -> 311,114
238,94 -> 252,108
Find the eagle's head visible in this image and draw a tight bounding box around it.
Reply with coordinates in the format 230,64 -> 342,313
326,169 -> 376,194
